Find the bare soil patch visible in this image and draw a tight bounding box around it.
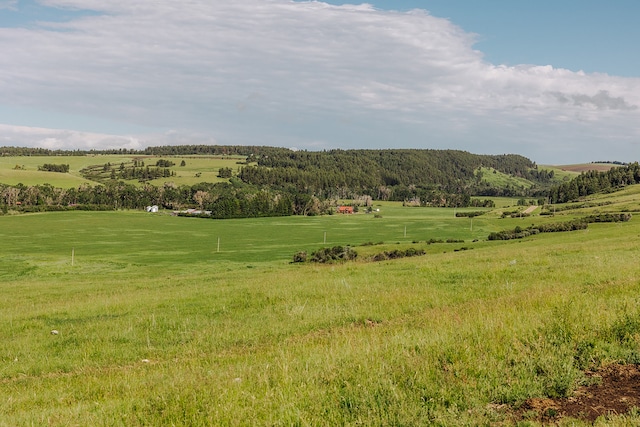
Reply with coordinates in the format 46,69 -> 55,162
514,364 -> 640,424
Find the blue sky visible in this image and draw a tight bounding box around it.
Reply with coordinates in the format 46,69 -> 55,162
1,0 -> 639,163
350,0 -> 640,77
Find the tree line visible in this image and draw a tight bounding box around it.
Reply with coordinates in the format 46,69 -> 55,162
0,179 -> 329,218
0,144 -> 284,157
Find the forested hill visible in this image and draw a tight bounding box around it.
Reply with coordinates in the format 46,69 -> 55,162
1,145 -> 552,199
240,149 -> 549,196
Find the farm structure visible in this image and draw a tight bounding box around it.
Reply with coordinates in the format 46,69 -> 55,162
337,206 -> 354,214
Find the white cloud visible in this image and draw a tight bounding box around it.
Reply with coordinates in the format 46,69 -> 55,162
0,0 -> 17,9
0,0 -> 639,163
0,124 -> 146,150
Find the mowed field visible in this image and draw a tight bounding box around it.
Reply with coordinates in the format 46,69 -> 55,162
1,188 -> 640,425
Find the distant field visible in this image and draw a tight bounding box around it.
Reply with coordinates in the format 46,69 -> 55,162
0,154 -> 244,187
2,184 -> 640,424
0,155 -> 101,187
0,203 -> 501,266
554,163 -> 620,173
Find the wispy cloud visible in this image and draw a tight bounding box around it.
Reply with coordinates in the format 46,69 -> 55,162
0,0 -> 639,163
550,90 -> 637,111
0,0 -> 17,10
0,124 -> 221,151
0,124 -> 145,150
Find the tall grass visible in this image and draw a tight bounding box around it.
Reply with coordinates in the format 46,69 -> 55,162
1,195 -> 640,425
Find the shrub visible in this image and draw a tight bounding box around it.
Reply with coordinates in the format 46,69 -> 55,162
426,238 -> 444,244
370,247 -> 425,262
455,211 -> 485,218
38,163 -> 69,173
292,251 -> 307,263
155,159 -> 175,167
310,246 -> 357,263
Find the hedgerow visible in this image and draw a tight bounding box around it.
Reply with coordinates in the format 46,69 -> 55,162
488,220 -> 588,241
370,248 -> 425,262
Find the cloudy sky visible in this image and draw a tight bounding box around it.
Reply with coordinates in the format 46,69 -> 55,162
1,0 -> 639,164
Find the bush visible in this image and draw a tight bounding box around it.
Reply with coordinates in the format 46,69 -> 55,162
292,251 -> 307,263
370,247 -> 425,262
217,167 -> 233,178
38,163 -> 69,173
455,211 -> 485,218
156,159 -> 175,167
310,246 -> 357,263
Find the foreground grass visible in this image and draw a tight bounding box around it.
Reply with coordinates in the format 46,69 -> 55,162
1,199 -> 640,425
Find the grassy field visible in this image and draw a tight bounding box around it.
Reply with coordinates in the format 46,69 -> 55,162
539,163 -> 622,182
1,188 -> 640,425
0,155 -> 244,187
477,166 -> 537,189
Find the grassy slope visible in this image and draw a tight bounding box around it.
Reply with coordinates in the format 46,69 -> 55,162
1,188 -> 640,425
477,165 -> 580,190
0,156 -> 94,187
0,155 -> 243,188
477,166 -> 536,189
539,163 -> 623,182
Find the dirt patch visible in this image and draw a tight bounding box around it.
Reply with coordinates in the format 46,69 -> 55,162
514,364 -> 640,424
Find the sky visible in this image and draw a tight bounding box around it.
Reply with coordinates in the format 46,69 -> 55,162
1,0 -> 639,164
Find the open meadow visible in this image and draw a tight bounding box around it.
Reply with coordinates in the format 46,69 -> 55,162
1,188 -> 640,425
0,155 -> 244,188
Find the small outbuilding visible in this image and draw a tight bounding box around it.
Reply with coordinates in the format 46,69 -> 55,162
337,206 -> 354,214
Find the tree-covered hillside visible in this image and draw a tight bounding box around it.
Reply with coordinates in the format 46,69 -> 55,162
1,145 -> 558,216
240,149 -> 551,200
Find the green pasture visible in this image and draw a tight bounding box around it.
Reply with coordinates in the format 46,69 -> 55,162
1,190 -> 640,425
541,164 -> 579,182
145,155 -> 246,186
0,204 -> 496,268
477,164 -> 581,187
477,166 -> 536,189
0,155 -> 244,188
0,155 -> 98,187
